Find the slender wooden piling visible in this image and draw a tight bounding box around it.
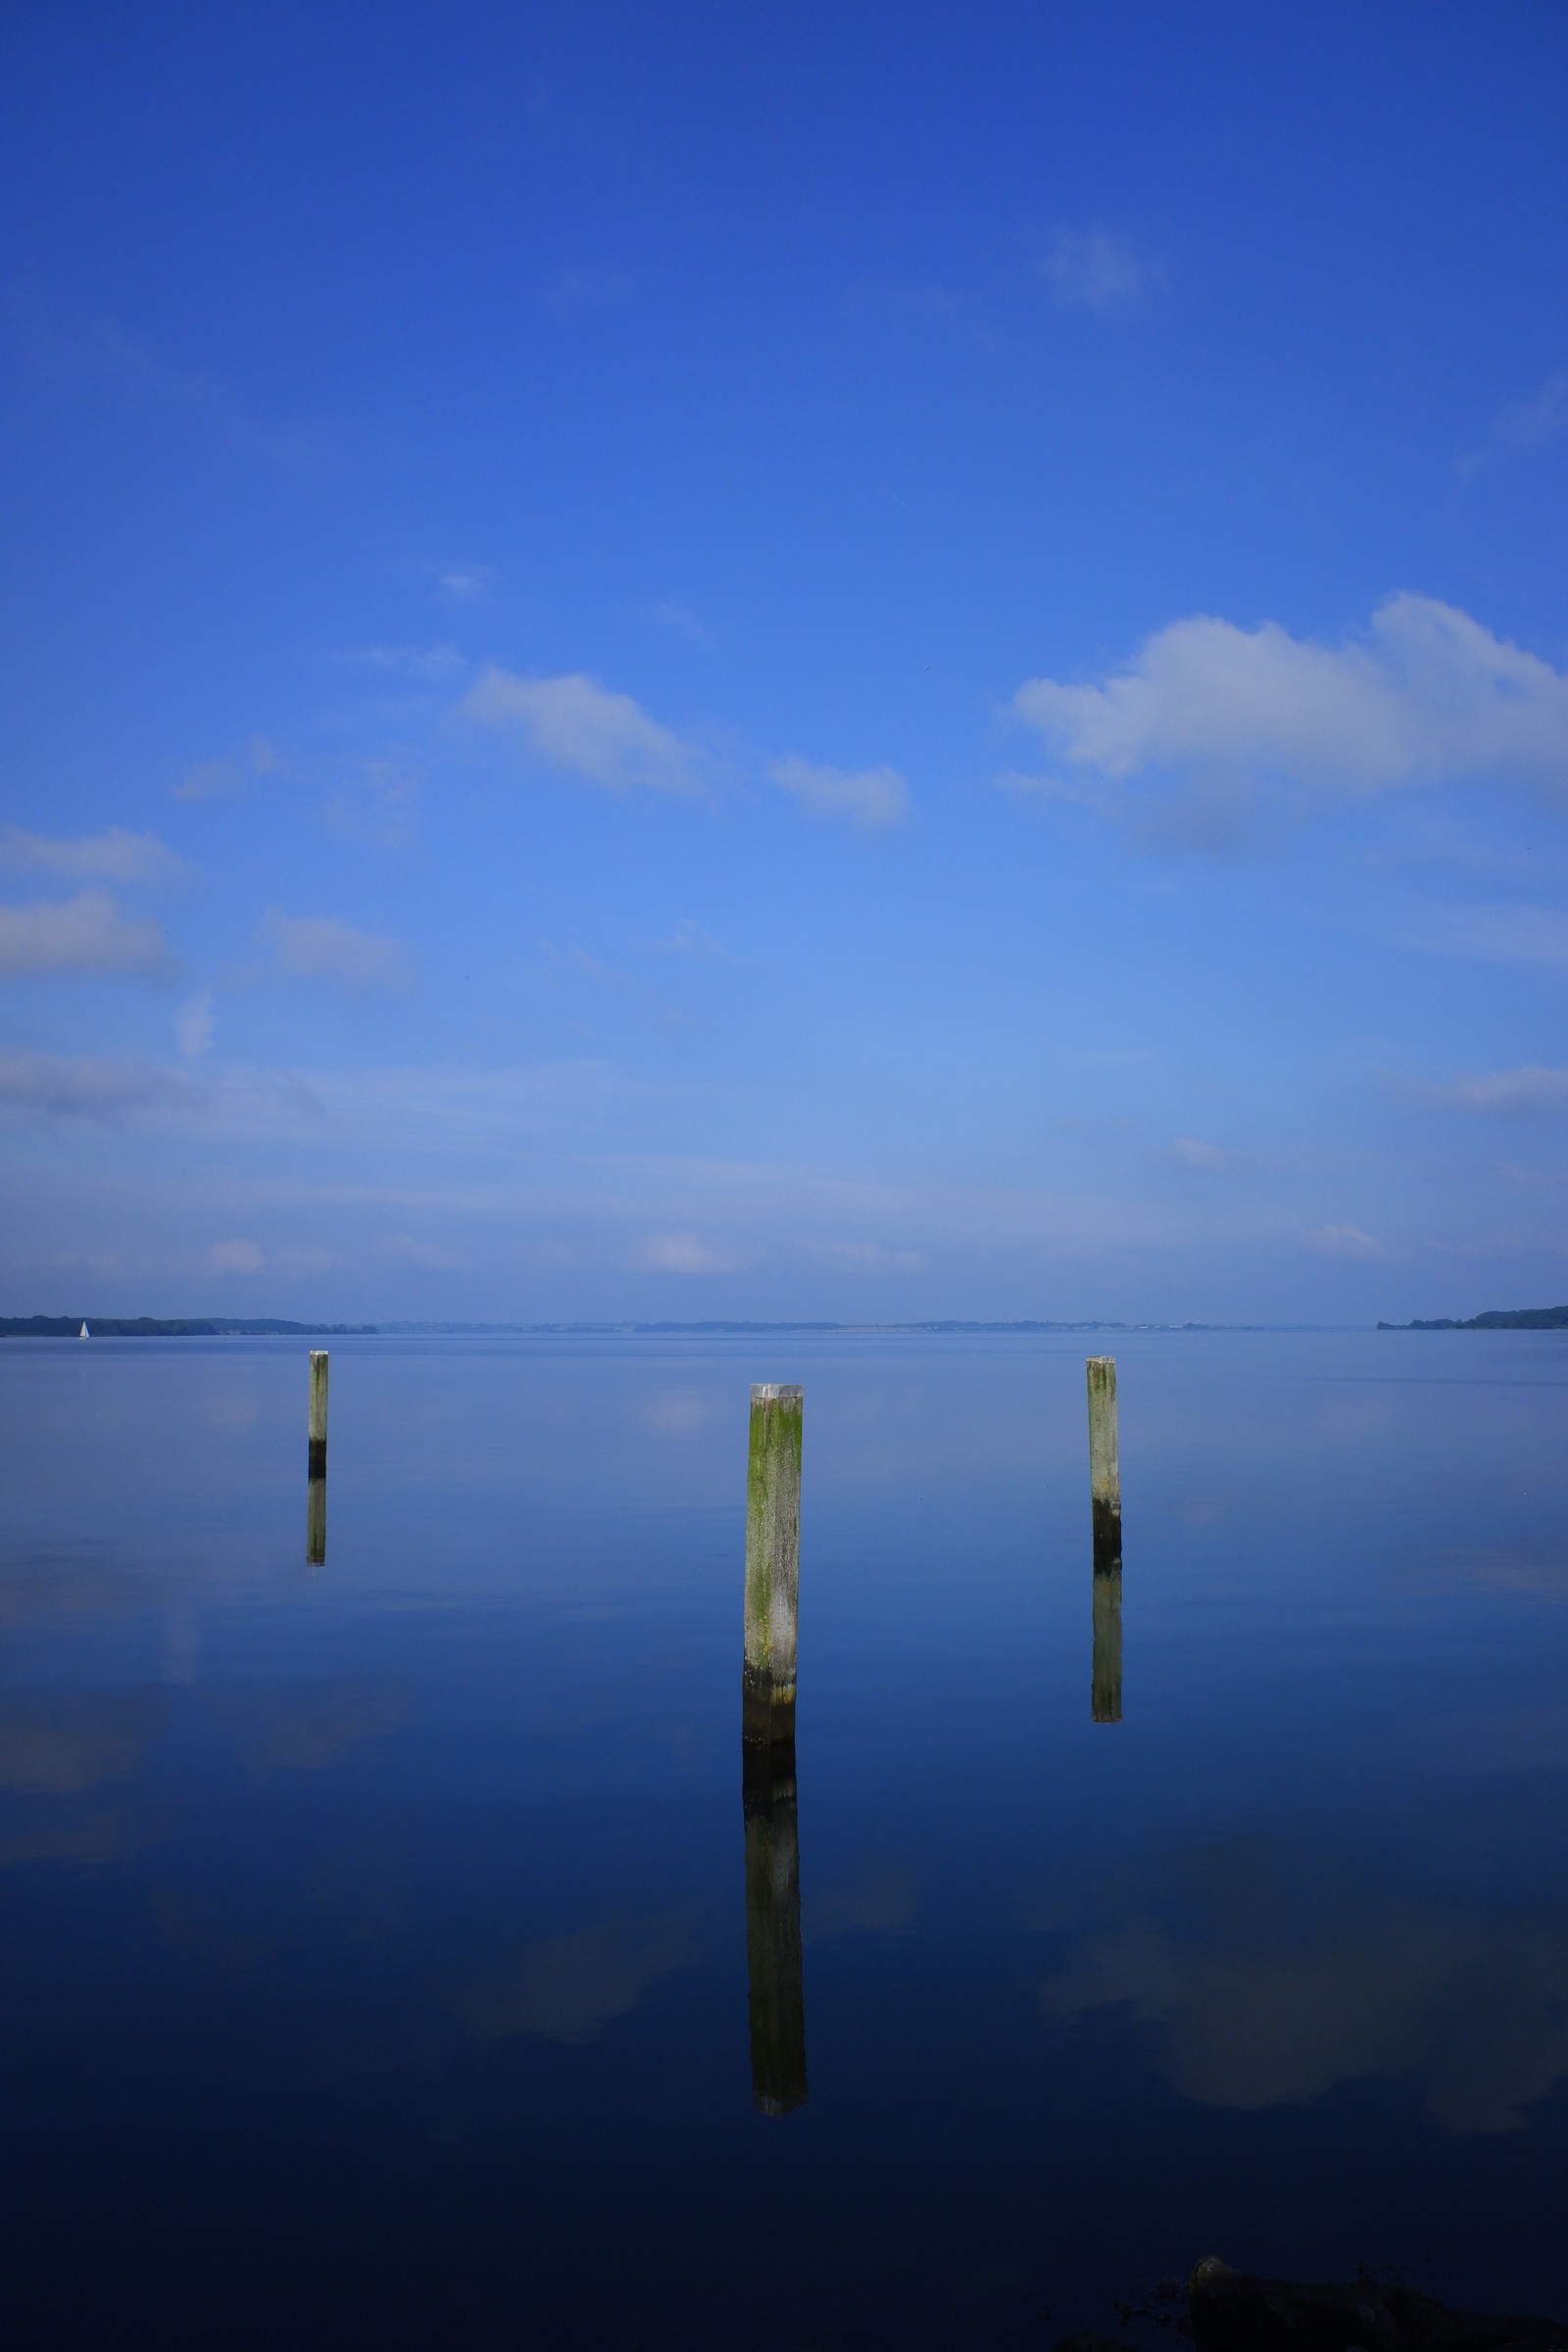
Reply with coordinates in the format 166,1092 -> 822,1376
1092,1563 -> 1122,1723
306,1472 -> 326,1568
743,1384 -> 802,1748
743,1743 -> 808,2113
1086,1355 -> 1121,1570
308,1350 -> 328,1479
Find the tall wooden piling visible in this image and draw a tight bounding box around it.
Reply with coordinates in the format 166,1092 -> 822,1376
743,1384 -> 802,1748
1092,1563 -> 1122,1723
743,1743 -> 808,2113
1086,1355 -> 1120,1570
306,1349 -> 328,1566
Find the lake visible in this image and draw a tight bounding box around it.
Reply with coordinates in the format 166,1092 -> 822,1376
1,1329 -> 1566,2348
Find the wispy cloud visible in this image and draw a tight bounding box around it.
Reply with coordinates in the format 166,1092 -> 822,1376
206,1239 -> 265,1276
651,920 -> 732,959
259,912 -> 414,994
1038,227 -> 1153,316
643,598 -> 713,648
172,736 -> 279,804
1169,1136 -> 1226,1172
175,995 -> 215,1059
1408,1064 -> 1568,1116
1012,596 -> 1568,846
631,1230 -> 737,1273
343,643 -> 466,682
0,827 -> 185,885
770,756 -> 908,831
0,1049 -> 195,1119
548,267 -> 636,316
96,324 -> 308,465
0,891 -> 170,979
433,564 -> 498,606
1459,368 -> 1568,479
1305,1222 -> 1388,1261
377,1233 -> 463,1272
464,668 -> 696,794
1381,902 -> 1568,971
322,760 -> 420,851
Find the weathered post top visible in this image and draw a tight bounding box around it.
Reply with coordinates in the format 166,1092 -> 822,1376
308,1349 -> 329,1479
744,1383 -> 803,1748
1086,1353 -> 1121,1570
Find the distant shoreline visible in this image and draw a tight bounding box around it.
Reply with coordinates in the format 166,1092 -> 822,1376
7,1314 -> 1348,1339
10,1310 -> 1563,1340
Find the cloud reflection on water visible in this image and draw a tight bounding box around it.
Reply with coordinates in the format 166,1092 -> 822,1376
1038,1835 -> 1568,2134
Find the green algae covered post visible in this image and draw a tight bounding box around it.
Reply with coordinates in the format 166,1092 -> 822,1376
309,1350 -> 329,1478
743,1383 -> 803,1748
742,1744 -> 808,2113
307,1350 -> 328,1566
1086,1354 -> 1120,1572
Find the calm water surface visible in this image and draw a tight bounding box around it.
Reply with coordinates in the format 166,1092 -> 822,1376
2,1330 -> 1566,2347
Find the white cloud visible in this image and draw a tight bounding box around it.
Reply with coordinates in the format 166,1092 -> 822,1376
632,1230 -> 735,1273
175,994 -> 215,1058
0,1050 -> 195,1119
260,911 -> 413,995
207,1239 -> 265,1276
1013,596 -> 1568,843
770,756 -> 908,831
1039,227 -> 1152,315
1305,1222 -> 1388,1261
1169,1136 -> 1226,1171
1413,1065 -> 1568,1115
0,891 -> 170,978
1459,368 -> 1568,478
464,668 -> 695,794
0,826 -> 185,884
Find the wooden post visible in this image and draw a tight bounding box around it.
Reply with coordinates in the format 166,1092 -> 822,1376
743,1744 -> 808,2113
308,1350 -> 328,1479
306,1349 -> 328,1567
743,1384 -> 802,1748
1086,1355 -> 1120,1570
1092,1564 -> 1122,1723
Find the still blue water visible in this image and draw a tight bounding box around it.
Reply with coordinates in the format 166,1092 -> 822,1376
1,1330 -> 1566,2347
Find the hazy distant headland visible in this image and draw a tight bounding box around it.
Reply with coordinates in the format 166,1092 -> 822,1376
1378,1304 -> 1568,1331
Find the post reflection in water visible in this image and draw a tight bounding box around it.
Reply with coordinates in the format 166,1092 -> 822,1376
307,1475 -> 326,1568
742,1742 -> 808,2115
1092,1565 -> 1122,1724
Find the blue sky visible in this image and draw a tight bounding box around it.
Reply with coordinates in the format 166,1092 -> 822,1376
3,1 -> 1568,1322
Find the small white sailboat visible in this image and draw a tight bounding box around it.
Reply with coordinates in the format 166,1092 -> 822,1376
78,1321 -> 89,1340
